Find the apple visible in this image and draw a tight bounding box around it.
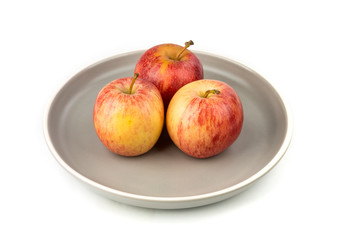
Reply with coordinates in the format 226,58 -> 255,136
166,79 -> 244,158
134,40 -> 204,107
93,73 -> 164,156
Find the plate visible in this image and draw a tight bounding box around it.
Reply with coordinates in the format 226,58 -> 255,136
44,50 -> 292,209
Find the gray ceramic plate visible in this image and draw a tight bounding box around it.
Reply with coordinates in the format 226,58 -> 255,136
44,50 -> 292,209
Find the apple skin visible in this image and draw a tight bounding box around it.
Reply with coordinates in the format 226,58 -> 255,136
134,43 -> 204,107
166,79 -> 243,158
93,76 -> 164,156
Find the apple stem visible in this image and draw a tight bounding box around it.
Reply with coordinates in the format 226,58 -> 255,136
176,40 -> 194,60
203,89 -> 220,98
129,73 -> 139,94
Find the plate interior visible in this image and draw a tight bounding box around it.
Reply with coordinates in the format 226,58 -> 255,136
47,51 -> 288,198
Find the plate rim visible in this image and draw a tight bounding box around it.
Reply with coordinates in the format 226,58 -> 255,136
43,50 -> 293,204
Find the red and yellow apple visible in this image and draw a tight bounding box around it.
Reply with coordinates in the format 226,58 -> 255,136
134,40 -> 203,107
93,73 -> 164,156
166,79 -> 243,158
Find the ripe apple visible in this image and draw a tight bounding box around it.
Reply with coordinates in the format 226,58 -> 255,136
166,79 -> 244,158
134,40 -> 204,107
93,73 -> 164,156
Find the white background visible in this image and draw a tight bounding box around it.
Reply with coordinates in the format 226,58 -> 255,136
1,0 -> 359,239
